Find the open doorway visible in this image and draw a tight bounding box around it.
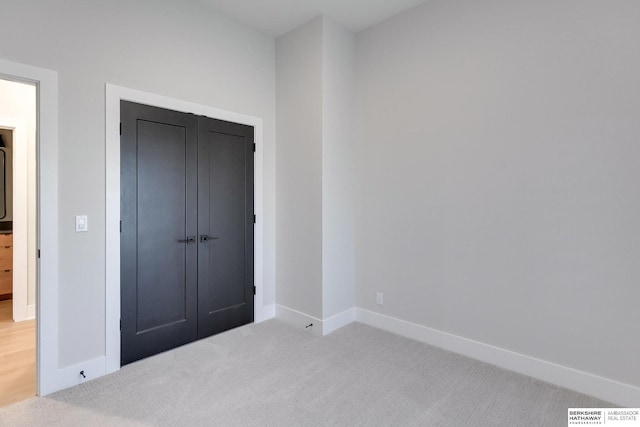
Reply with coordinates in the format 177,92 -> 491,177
0,78 -> 37,406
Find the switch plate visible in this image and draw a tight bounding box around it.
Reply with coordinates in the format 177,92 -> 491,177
75,215 -> 88,232
376,292 -> 383,305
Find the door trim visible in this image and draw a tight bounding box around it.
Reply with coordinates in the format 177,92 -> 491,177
105,84 -> 266,374
0,58 -> 58,395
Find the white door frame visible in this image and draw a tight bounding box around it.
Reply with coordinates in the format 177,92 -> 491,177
105,84 -> 266,374
0,58 -> 58,396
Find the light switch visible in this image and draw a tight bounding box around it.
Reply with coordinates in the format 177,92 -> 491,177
75,215 -> 88,232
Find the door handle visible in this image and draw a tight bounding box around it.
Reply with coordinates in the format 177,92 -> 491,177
178,236 -> 196,244
200,235 -> 219,242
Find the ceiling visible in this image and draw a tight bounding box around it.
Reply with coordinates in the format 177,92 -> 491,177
196,0 -> 429,37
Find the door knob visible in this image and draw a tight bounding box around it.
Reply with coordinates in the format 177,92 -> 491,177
200,235 -> 219,242
178,236 -> 196,244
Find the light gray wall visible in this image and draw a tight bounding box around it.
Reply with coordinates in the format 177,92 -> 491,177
276,17 -> 324,319
355,0 -> 640,387
0,0 -> 276,367
322,18 -> 356,319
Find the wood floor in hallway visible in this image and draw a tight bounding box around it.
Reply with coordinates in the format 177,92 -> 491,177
0,299 -> 36,407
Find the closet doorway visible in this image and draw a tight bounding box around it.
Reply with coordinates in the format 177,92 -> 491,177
120,101 -> 255,365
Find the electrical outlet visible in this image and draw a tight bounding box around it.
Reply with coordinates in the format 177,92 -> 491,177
376,292 -> 383,305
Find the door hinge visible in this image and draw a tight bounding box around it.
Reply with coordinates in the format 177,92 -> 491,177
119,220 -> 122,233
119,122 -> 122,136
253,215 -> 256,224
253,143 -> 256,152
37,249 -> 41,259
253,286 -> 256,295
119,319 -> 122,331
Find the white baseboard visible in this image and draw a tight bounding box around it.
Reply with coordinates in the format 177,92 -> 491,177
256,304 -> 275,323
323,308 -> 355,335
27,304 -> 35,319
355,308 -> 640,407
12,303 -> 35,322
275,304 -> 323,335
275,305 -> 356,336
41,304 -> 637,406
39,356 -> 106,396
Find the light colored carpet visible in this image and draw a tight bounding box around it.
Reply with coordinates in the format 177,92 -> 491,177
0,320 -> 611,426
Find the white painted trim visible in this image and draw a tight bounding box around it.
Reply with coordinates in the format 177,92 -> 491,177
275,305 -> 354,336
355,308 -> 640,407
104,86 -> 120,376
276,304 -> 323,336
49,356 -> 106,392
27,303 -> 36,319
0,58 -> 59,396
11,120 -> 28,322
105,84 -> 270,375
323,308 -> 355,335
0,117 -> 29,322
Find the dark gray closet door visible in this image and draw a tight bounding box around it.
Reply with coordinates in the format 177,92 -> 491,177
121,101 -> 255,365
120,101 -> 198,365
197,117 -> 254,338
